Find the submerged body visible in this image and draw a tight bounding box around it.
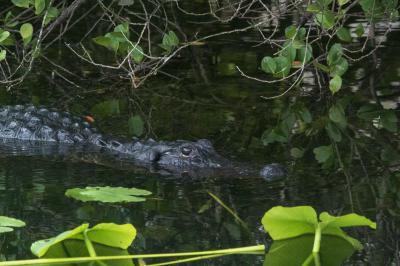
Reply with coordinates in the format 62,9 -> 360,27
0,104 -> 285,179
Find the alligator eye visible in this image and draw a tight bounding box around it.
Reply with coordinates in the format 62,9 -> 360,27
181,146 -> 192,157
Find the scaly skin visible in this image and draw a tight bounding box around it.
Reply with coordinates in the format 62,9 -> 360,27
0,104 -> 286,179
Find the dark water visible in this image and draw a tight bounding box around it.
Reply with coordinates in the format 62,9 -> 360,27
0,4 -> 399,266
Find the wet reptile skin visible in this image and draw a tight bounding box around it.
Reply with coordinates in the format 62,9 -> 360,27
0,104 -> 286,179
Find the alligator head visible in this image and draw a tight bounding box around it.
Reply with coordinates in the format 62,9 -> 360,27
128,138 -> 230,173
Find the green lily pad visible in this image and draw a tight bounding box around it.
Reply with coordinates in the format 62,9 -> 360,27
0,216 -> 26,234
65,186 -> 152,203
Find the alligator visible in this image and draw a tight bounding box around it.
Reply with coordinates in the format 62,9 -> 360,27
0,104 -> 286,180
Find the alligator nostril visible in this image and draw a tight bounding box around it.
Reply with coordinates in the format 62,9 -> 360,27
150,150 -> 161,162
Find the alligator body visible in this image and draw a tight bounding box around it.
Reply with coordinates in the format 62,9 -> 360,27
0,104 -> 286,179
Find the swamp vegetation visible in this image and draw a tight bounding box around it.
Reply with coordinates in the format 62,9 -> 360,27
0,0 -> 399,265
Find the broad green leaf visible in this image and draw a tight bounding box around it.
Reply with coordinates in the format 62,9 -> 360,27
319,212 -> 376,229
290,147 -> 304,158
285,25 -> 297,39
44,7 -> 59,25
264,235 -> 355,266
330,57 -> 348,77
65,186 -> 152,203
298,106 -> 312,123
20,23 -> 33,46
93,36 -> 119,53
327,43 -> 343,66
274,56 -> 291,77
298,44 -> 313,63
31,223 -> 137,259
329,104 -> 347,128
161,30 -> 179,52
325,122 -> 342,142
329,75 -> 342,94
114,22 -> 129,35
337,27 -> 352,42
0,30 -> 10,43
31,224 -> 89,257
262,128 -> 288,145
128,115 -> 144,136
262,206 -> 317,240
34,0 -> 46,15
86,223 -> 136,249
355,24 -> 364,37
261,56 -> 276,74
11,0 -> 29,8
107,32 -> 128,43
315,11 -> 335,30
0,50 -> 6,61
306,4 -> 320,13
280,40 -> 296,62
130,44 -> 144,63
313,145 -> 333,163
0,216 -> 25,234
381,110 -> 398,132
338,0 -> 350,5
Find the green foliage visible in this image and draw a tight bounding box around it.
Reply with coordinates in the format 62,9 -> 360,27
160,30 -> 179,53
11,0 -> 29,8
20,23 -> 33,46
31,223 -> 137,257
329,75 -> 342,94
262,206 -> 376,251
128,115 -> 144,137
337,27 -> 352,42
0,50 -> 6,61
93,23 -> 144,63
34,0 -> 46,15
0,216 -> 26,233
313,145 -> 333,165
264,235 -> 355,266
65,186 -> 152,203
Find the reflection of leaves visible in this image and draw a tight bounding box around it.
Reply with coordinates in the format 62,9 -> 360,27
0,216 -> 25,234
128,115 -> 144,137
262,206 -> 375,246
65,186 -> 152,203
264,235 -> 355,266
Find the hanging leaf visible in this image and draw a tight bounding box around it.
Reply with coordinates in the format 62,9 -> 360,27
290,147 -> 305,158
315,11 -> 335,30
285,25 -> 297,39
337,27 -> 352,42
261,56 -> 276,74
329,75 -> 342,94
93,36 -> 119,53
329,104 -> 347,128
65,186 -> 152,203
327,44 -> 343,66
130,45 -> 144,63
0,50 -> 6,62
355,24 -> 365,37
0,30 -> 10,43
11,0 -> 29,8
34,0 -> 46,15
44,7 -> 59,25
20,23 -> 33,46
313,145 -> 333,164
